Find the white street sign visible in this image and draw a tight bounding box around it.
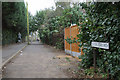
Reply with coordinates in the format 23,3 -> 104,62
91,42 -> 109,49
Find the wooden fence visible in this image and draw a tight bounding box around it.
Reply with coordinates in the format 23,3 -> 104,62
64,25 -> 84,58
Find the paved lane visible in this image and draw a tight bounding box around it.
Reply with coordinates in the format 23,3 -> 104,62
3,41 -> 69,78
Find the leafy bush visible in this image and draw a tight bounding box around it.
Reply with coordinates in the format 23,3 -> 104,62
36,4 -> 82,49
2,29 -> 17,45
78,2 -> 120,79
65,2 -> 120,79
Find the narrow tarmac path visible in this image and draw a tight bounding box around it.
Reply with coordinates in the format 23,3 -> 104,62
3,41 -> 78,78
2,43 -> 27,63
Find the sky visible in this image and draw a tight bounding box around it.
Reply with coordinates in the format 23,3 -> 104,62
24,0 -> 56,16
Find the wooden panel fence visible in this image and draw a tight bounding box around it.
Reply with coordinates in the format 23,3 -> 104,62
65,27 -> 70,51
64,25 -> 84,58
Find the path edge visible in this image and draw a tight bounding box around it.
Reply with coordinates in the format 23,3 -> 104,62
2,44 -> 28,68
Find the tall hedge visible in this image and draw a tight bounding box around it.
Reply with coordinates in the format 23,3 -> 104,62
2,2 -> 27,45
78,2 -> 120,79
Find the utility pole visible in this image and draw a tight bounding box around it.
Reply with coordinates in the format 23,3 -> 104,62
26,2 -> 29,44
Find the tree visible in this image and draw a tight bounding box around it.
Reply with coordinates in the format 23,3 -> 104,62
2,2 -> 27,45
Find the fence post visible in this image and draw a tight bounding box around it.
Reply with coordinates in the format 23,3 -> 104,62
64,28 -> 66,54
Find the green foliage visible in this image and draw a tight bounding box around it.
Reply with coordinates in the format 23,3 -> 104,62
2,29 -> 17,45
78,2 -> 120,79
31,8 -> 64,49
65,57 -> 71,62
62,4 -> 82,27
65,37 -> 73,44
65,2 -> 120,79
84,68 -> 94,77
29,11 -> 46,32
29,3 -> 81,49
2,2 -> 27,45
36,4 -> 81,49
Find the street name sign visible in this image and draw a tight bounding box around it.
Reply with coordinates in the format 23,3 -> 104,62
91,42 -> 109,49
91,41 -> 109,69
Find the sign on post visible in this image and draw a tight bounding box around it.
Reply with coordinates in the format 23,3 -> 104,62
91,41 -> 109,71
91,42 -> 109,49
